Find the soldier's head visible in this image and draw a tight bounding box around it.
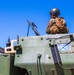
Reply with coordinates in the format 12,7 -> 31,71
50,8 -> 60,18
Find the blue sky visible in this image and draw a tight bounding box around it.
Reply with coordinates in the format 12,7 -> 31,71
0,0 -> 74,47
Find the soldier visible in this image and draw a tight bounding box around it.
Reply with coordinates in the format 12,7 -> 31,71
46,8 -> 69,34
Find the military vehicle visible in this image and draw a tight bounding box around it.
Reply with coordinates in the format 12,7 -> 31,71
0,20 -> 74,75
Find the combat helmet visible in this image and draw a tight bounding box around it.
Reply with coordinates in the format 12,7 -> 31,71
50,8 -> 60,17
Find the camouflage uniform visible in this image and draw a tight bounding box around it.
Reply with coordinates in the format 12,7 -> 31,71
46,8 -> 69,34
46,17 -> 69,34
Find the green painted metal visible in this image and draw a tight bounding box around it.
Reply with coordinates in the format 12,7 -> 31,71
14,34 -> 74,75
0,54 -> 10,75
0,34 -> 74,75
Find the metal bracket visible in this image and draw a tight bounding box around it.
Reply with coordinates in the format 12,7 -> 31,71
4,40 -> 17,54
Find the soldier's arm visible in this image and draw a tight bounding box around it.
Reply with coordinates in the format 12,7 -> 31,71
46,24 -> 50,34
63,19 -> 69,33
48,19 -> 56,27
46,19 -> 56,34
62,18 -> 67,27
46,21 -> 51,34
61,18 -> 69,33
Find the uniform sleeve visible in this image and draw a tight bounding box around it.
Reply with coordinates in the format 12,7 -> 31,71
61,19 -> 67,27
62,19 -> 69,33
46,19 -> 56,34
48,19 -> 56,27
46,22 -> 50,34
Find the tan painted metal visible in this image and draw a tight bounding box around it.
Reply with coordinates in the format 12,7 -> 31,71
4,40 -> 17,54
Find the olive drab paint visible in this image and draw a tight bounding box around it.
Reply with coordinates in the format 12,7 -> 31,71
0,33 -> 74,75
